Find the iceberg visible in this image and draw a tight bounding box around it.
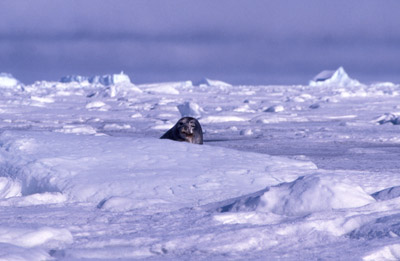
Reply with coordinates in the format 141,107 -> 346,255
60,72 -> 131,86
194,78 -> 232,87
309,67 -> 361,87
59,75 -> 89,83
89,72 -> 131,86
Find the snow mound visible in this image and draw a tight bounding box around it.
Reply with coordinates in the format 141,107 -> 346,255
309,67 -> 361,87
60,72 -> 131,86
0,131 -> 316,213
217,173 -> 375,216
0,226 -> 73,248
371,186 -> 400,201
194,78 -> 232,87
0,192 -> 67,207
177,101 -> 203,118
0,73 -> 23,89
0,245 -> 51,261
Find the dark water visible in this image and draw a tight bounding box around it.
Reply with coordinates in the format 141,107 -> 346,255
1,34 -> 400,85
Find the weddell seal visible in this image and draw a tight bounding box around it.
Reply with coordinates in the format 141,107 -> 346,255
160,117 -> 203,144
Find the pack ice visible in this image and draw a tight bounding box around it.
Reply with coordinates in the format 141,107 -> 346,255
0,71 -> 400,260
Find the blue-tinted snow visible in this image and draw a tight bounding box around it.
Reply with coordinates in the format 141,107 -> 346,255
0,74 -> 400,259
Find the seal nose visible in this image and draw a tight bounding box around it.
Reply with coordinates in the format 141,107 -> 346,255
182,125 -> 193,134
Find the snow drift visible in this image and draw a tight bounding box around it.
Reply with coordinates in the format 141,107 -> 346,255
0,131 -> 316,213
216,173 -> 375,215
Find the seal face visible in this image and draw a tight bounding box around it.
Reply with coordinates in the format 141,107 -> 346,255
160,117 -> 203,144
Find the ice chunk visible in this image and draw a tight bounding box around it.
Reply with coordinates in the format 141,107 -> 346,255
177,101 -> 203,118
375,113 -> 400,125
309,67 -> 361,87
264,105 -> 284,113
194,78 -> 232,87
86,101 -> 108,110
0,177 -> 22,199
0,73 -> 23,89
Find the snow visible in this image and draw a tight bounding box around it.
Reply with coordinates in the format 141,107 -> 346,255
0,131 -> 315,212
217,174 -> 375,216
0,70 -> 400,260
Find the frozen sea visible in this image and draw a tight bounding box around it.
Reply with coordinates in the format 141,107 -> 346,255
1,70 -> 400,260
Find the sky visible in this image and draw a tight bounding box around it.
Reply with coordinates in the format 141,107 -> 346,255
1,0 -> 400,85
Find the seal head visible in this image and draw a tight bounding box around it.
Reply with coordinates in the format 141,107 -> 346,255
160,117 -> 203,144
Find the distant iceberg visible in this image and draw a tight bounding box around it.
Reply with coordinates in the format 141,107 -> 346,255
89,72 -> 131,86
60,72 -> 131,86
194,78 -> 232,87
309,67 -> 361,87
59,75 -> 89,83
0,73 -> 23,89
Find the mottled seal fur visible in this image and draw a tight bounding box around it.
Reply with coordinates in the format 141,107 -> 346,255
160,117 -> 203,144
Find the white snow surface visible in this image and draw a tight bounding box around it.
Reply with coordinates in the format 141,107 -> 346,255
0,73 -> 400,260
